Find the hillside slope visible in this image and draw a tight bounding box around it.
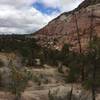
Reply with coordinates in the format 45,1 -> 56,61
33,0 -> 100,52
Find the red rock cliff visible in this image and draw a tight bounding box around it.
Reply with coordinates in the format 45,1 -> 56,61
33,0 -> 100,52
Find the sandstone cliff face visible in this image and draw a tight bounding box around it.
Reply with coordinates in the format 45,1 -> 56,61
34,0 -> 100,52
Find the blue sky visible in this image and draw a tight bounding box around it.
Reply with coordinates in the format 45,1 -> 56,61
32,0 -> 84,15
0,0 -> 84,34
33,2 -> 60,15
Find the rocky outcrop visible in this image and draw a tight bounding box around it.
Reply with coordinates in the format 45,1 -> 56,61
33,0 -> 100,52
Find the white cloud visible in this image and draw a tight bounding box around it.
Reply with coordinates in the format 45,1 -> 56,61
0,0 -> 37,7
0,0 -> 57,34
39,0 -> 60,8
37,0 -> 84,11
0,0 -> 83,34
60,0 -> 84,12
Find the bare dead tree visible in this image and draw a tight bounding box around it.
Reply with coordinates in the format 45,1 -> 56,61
73,12 -> 86,82
89,8 -> 96,100
73,12 -> 82,53
89,9 -> 94,41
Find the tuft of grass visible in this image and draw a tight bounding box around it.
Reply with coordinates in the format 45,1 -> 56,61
82,80 -> 93,90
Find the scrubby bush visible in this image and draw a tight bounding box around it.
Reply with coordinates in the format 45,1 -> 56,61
83,80 -> 93,90
32,74 -> 49,85
9,66 -> 33,100
58,66 -> 63,73
32,74 -> 41,86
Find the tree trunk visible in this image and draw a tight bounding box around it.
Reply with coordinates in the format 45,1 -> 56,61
92,63 -> 96,100
15,93 -> 21,100
92,86 -> 96,100
81,64 -> 85,81
73,13 -> 82,53
89,9 -> 96,100
73,12 -> 85,82
90,9 -> 94,41
69,85 -> 73,100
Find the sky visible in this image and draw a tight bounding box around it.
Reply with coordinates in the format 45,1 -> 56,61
0,0 -> 84,34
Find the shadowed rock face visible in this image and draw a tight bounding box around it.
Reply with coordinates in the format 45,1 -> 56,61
33,0 -> 100,52
76,0 -> 100,10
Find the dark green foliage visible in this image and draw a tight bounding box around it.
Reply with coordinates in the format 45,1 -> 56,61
60,44 -> 81,82
0,60 -> 4,68
67,67 -> 80,83
32,74 -> 42,86
40,47 -> 60,66
66,57 -> 81,82
9,66 -> 33,100
32,74 -> 49,85
58,66 -> 63,73
83,79 -> 93,90
0,34 -> 40,66
39,44 -> 72,66
0,72 -> 2,87
61,43 -> 70,55
80,36 -> 100,92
